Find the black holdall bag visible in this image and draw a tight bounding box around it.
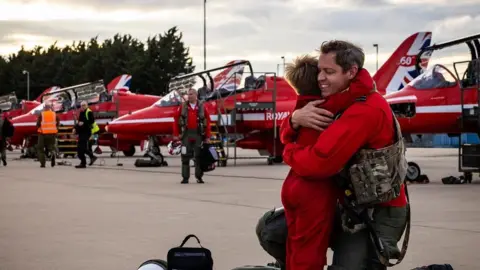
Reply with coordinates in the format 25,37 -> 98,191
199,142 -> 218,172
167,234 -> 213,270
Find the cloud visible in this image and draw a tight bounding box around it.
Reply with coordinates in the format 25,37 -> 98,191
0,0 -> 479,77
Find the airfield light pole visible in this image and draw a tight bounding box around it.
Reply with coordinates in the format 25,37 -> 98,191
276,64 -> 280,77
281,56 -> 285,76
373,44 -> 379,72
22,70 -> 30,100
204,0 -> 207,70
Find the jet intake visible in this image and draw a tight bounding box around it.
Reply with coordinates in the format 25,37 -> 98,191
390,102 -> 416,118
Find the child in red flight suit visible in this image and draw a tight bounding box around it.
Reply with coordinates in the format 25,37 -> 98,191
280,54 -> 341,270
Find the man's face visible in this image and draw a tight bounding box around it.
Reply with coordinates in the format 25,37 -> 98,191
81,103 -> 88,111
317,52 -> 358,97
187,90 -> 197,103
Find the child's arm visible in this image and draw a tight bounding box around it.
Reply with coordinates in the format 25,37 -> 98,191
280,114 -> 299,144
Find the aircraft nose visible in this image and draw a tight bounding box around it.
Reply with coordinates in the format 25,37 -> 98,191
107,106 -> 170,135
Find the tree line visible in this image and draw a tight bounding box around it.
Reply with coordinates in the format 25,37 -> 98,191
0,26 -> 195,99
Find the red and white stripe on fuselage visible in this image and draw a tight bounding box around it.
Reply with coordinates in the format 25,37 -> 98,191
13,118 -> 113,127
109,111 -> 291,125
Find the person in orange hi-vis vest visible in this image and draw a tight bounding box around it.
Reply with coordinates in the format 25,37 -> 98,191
36,102 -> 60,168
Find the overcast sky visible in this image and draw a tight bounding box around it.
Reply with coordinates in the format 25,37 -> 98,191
1,0 -> 479,77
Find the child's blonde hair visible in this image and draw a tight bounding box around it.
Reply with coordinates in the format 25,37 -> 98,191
284,54 -> 321,96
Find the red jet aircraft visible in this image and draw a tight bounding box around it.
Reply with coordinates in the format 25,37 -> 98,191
384,33 -> 480,182
0,86 -> 62,120
11,74 -> 161,157
105,32 -> 433,165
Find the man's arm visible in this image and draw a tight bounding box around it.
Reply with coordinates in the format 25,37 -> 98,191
36,113 -> 42,128
56,115 -> 60,128
172,107 -> 181,137
204,107 -> 211,139
283,106 -> 383,179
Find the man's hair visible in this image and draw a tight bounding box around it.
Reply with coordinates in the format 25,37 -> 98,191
284,54 -> 321,96
319,40 -> 365,72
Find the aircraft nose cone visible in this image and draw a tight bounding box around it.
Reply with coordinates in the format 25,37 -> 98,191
107,106 -> 169,135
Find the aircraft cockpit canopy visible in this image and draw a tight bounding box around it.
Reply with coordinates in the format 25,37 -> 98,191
407,64 -> 457,90
31,81 -> 107,114
154,90 -> 183,107
0,93 -> 19,112
165,60 -> 268,103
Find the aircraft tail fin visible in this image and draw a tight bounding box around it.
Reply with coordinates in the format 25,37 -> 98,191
373,32 -> 432,95
107,74 -> 132,93
211,60 -> 247,91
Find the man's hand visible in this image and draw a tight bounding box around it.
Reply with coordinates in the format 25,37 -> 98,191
291,100 -> 335,131
78,121 -> 83,126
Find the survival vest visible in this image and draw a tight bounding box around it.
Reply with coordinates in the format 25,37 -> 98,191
85,108 -> 100,134
334,89 -> 410,268
178,101 -> 207,138
38,110 -> 58,134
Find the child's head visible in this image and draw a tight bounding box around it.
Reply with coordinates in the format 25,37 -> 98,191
284,54 -> 321,96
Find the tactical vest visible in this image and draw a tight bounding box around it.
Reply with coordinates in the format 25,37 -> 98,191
179,101 -> 207,138
335,95 -> 408,207
38,111 -> 58,134
335,93 -> 410,267
85,108 -> 100,134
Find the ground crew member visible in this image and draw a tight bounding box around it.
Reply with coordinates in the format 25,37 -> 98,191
73,101 -> 98,168
173,88 -> 211,184
36,102 -> 60,168
0,116 -> 8,166
281,40 -> 408,270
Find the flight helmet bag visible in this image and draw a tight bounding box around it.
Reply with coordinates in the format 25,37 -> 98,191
199,142 -> 218,172
167,234 -> 213,270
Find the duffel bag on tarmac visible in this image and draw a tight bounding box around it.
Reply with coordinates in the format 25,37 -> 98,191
199,143 -> 218,172
231,265 -> 280,270
167,234 -> 213,270
134,158 -> 163,167
411,264 -> 454,270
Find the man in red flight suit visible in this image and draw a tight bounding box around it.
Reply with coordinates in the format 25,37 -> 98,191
173,88 -> 211,184
281,40 -> 408,270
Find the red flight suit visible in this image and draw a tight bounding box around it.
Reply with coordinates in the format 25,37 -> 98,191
172,102 -> 211,140
280,69 -> 407,270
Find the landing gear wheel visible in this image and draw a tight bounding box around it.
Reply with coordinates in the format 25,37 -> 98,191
273,156 -> 283,163
219,159 -> 227,167
267,157 -> 274,165
406,162 -> 421,182
123,145 -> 136,157
464,172 -> 473,183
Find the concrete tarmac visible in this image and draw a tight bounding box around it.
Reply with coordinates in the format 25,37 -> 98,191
0,147 -> 479,270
